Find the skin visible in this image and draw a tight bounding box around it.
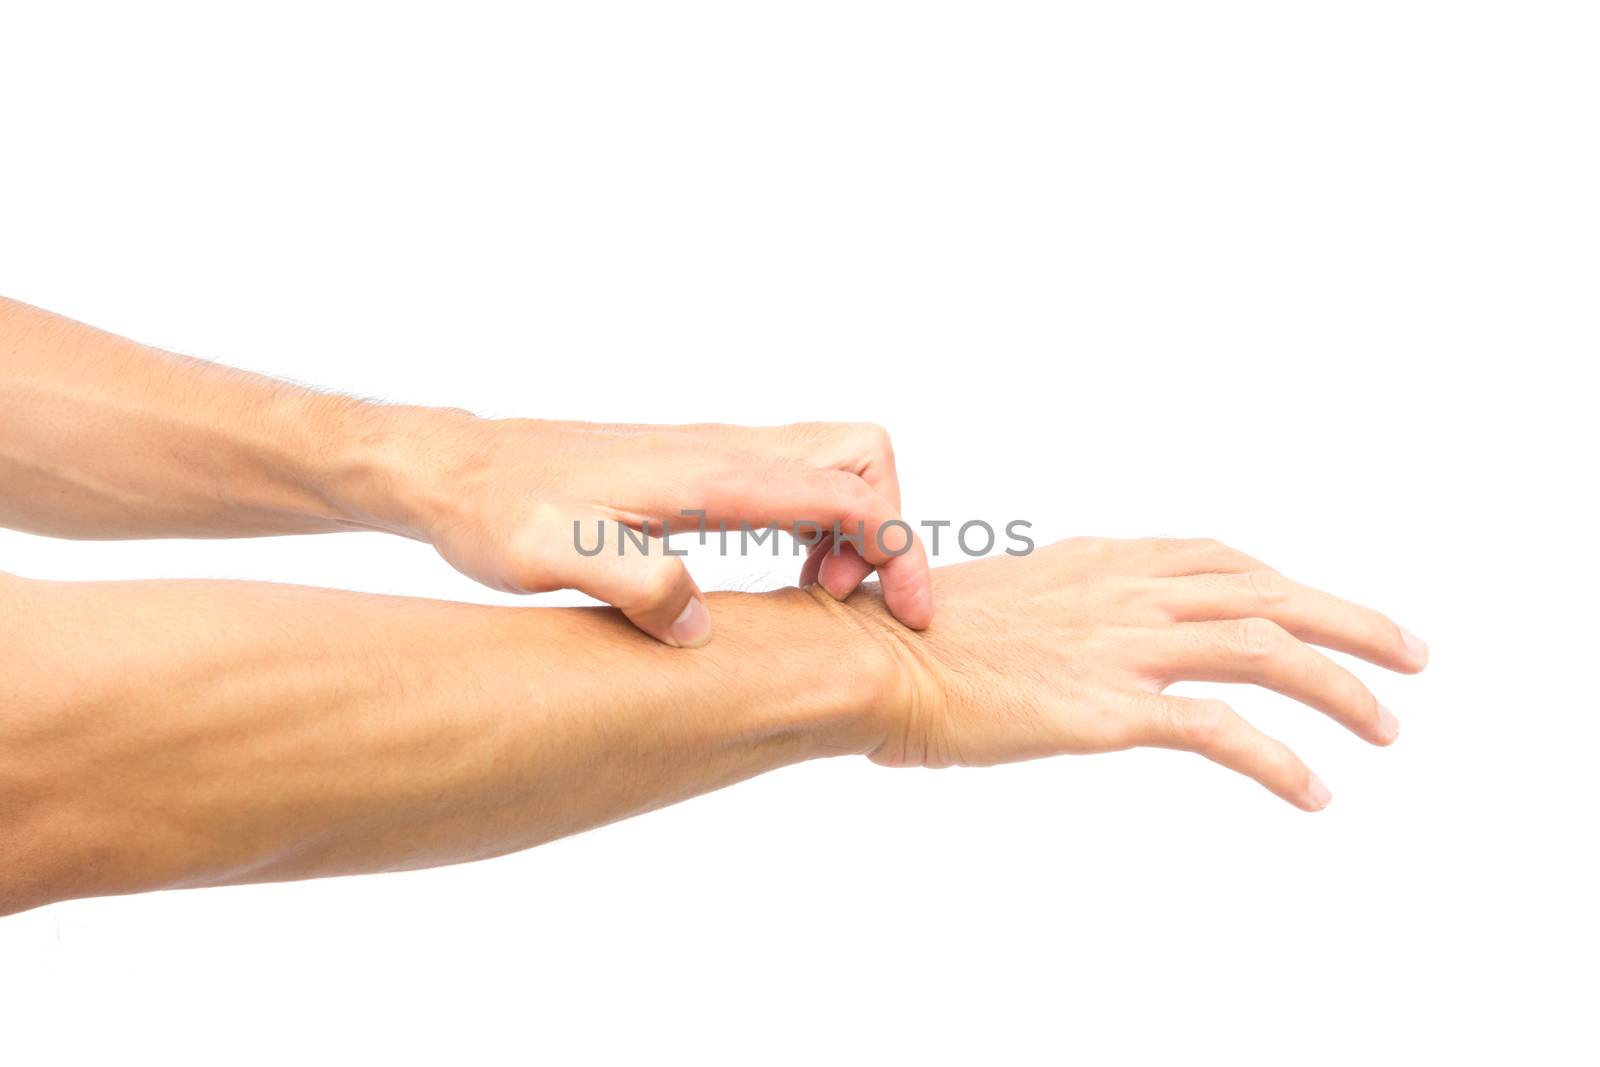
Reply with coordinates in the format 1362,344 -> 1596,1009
0,297 -> 1430,916
0,296 -> 931,645
0,538 -> 1425,917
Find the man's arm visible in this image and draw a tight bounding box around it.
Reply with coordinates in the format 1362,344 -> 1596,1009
0,296 -> 931,644
0,538 -> 1425,916
0,570 -> 891,916
0,295 -> 409,540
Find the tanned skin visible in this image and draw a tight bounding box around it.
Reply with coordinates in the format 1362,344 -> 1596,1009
0,295 -> 931,645
0,298 -> 1427,917
0,537 -> 1425,916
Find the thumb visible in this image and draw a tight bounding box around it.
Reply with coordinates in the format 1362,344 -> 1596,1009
566,548 -> 712,649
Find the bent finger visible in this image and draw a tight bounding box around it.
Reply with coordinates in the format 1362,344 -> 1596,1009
706,422 -> 905,512
546,543 -> 711,649
800,534 -> 876,601
703,463 -> 932,628
1142,619 -> 1399,746
817,541 -> 876,601
799,534 -> 831,587
1131,693 -> 1330,811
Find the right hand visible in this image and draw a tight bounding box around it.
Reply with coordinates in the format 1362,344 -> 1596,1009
365,413 -> 932,648
829,537 -> 1428,810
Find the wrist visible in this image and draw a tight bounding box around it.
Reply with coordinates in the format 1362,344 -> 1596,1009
801,583 -> 946,766
775,585 -> 917,759
671,586 -> 894,759
297,398 -> 485,542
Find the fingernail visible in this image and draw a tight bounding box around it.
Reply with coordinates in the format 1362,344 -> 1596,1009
1306,774 -> 1333,810
1399,626 -> 1429,667
1377,703 -> 1401,743
669,596 -> 713,649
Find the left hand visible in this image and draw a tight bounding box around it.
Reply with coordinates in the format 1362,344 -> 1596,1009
825,536 -> 1429,809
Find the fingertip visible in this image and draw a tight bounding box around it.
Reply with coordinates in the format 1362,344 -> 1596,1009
1303,772 -> 1333,811
818,547 -> 872,601
1375,703 -> 1401,745
798,548 -> 826,588
668,596 -> 713,649
1399,626 -> 1430,671
879,540 -> 934,629
885,580 -> 934,630
818,571 -> 855,601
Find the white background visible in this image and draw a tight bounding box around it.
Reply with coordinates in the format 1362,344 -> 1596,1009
2,2 -> 1595,1063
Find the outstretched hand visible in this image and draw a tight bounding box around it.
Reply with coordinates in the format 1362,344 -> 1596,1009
827,537 -> 1428,810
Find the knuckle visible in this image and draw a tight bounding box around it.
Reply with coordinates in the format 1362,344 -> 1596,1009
1243,568 -> 1287,606
503,513 -> 571,591
1173,536 -> 1227,554
1236,617 -> 1287,659
1066,536 -> 1116,560
1186,536 -> 1251,568
532,500 -> 581,534
630,561 -> 685,612
819,468 -> 875,511
509,553 -> 558,594
1175,699 -> 1233,748
1115,577 -> 1165,619
853,421 -> 895,458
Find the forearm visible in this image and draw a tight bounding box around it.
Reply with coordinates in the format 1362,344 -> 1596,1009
0,296 -> 448,540
0,573 -> 892,914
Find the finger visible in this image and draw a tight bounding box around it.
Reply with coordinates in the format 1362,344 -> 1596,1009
799,534 -> 831,587
1155,570 -> 1429,672
1141,619 -> 1401,746
1130,693 -> 1331,811
635,425 -> 913,613
721,424 -> 903,597
849,426 -> 903,512
802,534 -> 877,600
817,540 -> 875,601
701,462 -> 932,629
703,422 -> 905,511
545,544 -> 711,649
1140,537 -> 1266,576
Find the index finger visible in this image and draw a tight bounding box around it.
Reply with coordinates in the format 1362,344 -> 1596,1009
700,461 -> 932,629
693,422 -> 906,511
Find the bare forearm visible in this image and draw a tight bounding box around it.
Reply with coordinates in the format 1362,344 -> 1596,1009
0,298 -> 935,642
0,296 -> 444,539
0,574 -> 890,914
